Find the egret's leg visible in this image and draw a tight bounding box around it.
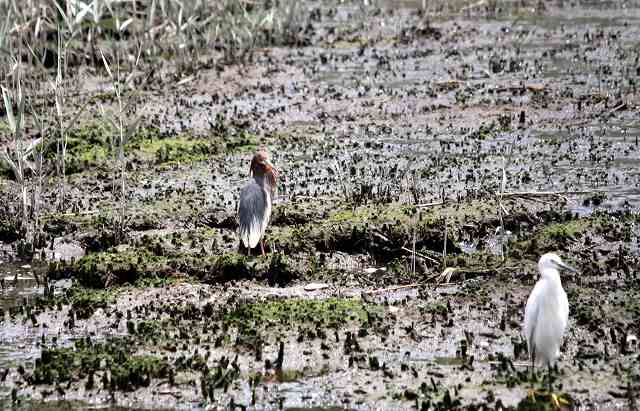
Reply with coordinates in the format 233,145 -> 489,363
550,393 -> 569,408
247,245 -> 251,257
260,240 -> 265,256
527,352 -> 536,400
530,350 -> 536,382
547,363 -> 552,393
546,363 -> 569,408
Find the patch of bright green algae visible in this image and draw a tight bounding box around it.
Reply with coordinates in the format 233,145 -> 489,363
225,297 -> 377,332
537,219 -> 590,243
55,119 -> 266,175
130,131 -> 221,164
52,123 -> 224,174
510,212 -> 622,256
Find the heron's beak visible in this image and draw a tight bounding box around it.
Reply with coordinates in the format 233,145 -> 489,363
555,260 -> 577,273
265,159 -> 279,178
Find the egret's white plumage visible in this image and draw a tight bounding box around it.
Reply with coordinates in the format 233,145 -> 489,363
524,253 -> 573,369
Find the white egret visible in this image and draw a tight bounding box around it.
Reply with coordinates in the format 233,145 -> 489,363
523,253 -> 576,403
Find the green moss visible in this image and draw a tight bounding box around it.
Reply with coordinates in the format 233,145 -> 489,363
41,117 -> 268,176
225,297 -> 377,335
48,123 -> 224,174
32,339 -> 168,392
110,355 -> 167,391
50,246 -> 169,288
67,286 -> 118,319
271,201 -> 457,260
510,214 -> 615,256
538,220 -> 589,243
56,122 -> 113,174
131,132 -> 222,164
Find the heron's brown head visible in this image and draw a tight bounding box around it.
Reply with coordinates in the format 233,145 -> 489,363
250,150 -> 278,187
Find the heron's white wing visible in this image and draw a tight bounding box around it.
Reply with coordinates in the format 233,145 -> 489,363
523,278 -> 547,353
558,287 -> 569,332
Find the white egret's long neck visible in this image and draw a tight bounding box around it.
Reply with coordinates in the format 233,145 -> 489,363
542,268 -> 563,289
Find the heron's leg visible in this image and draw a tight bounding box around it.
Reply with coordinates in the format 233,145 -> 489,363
547,363 -> 552,393
260,240 -> 265,256
247,245 -> 250,257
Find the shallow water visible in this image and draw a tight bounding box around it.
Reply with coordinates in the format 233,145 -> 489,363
0,262 -> 43,311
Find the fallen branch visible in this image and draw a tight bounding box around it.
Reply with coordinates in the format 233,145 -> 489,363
362,283 -> 422,295
401,246 -> 440,264
429,265 -> 520,284
486,361 -> 530,367
499,190 -> 601,198
41,209 -> 101,220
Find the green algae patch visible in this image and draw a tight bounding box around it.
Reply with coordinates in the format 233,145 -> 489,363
270,201 -> 457,260
46,123 -> 224,174
49,246 -> 170,288
225,297 -> 376,334
536,219 -> 590,246
109,355 -> 167,391
67,286 -> 118,319
60,122 -> 112,174
131,132 -> 222,165
509,212 -> 628,257
31,338 -> 168,392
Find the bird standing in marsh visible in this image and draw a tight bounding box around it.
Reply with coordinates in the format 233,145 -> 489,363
523,252 -> 576,406
238,150 -> 279,256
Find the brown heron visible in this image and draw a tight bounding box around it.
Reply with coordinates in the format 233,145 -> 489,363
238,150 -> 279,256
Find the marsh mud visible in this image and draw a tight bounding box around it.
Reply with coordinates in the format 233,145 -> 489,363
2,0 -> 640,409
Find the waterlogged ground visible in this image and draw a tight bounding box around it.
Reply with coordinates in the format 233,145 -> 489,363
1,0 -> 640,410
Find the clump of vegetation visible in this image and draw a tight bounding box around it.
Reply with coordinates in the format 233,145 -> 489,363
225,297 -> 377,335
67,286 -> 118,319
509,212 -> 623,257
270,202 -> 458,262
49,246 -> 169,288
31,338 -> 168,392
46,124 -> 227,173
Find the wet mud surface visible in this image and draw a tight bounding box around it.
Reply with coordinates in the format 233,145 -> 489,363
2,0 -> 640,409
